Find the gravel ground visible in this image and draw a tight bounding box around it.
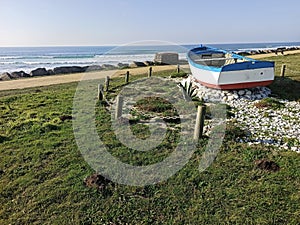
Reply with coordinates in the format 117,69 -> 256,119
181,76 -> 300,153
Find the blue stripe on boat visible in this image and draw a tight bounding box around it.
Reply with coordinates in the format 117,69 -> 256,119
222,61 -> 274,72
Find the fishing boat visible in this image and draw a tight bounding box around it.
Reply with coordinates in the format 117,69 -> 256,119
187,45 -> 275,89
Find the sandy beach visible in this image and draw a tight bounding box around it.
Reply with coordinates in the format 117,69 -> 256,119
0,65 -> 190,91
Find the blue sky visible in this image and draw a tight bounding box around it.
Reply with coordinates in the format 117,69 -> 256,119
0,0 -> 299,46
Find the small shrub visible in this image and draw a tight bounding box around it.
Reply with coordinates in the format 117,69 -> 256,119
135,97 -> 173,113
254,97 -> 285,110
170,71 -> 188,78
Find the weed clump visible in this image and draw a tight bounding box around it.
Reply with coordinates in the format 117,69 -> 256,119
254,97 -> 285,110
135,96 -> 173,113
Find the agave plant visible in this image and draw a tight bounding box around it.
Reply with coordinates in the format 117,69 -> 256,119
178,80 -> 198,100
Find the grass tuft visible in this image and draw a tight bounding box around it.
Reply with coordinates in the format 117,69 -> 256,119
254,97 -> 285,110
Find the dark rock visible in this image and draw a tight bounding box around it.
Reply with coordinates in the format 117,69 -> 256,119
255,159 -> 280,172
47,69 -> 55,75
0,72 -> 12,81
84,173 -> 113,191
30,68 -> 49,76
117,63 -> 129,68
10,71 -> 30,78
53,66 -> 86,74
129,61 -> 146,68
249,51 -> 259,55
277,47 -> 286,51
143,61 -> 154,66
238,51 -> 251,56
101,64 -> 116,70
84,65 -> 102,72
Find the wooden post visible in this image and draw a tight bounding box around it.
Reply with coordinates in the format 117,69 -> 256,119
98,84 -> 104,100
105,76 -> 110,92
125,71 -> 130,83
281,64 -> 286,77
115,95 -> 123,119
177,64 -> 180,73
148,67 -> 152,77
194,105 -> 206,141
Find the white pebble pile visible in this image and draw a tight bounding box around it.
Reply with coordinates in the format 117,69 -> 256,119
181,76 -> 300,153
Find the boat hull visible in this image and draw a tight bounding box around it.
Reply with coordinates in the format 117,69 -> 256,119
189,64 -> 274,90
187,46 -> 275,90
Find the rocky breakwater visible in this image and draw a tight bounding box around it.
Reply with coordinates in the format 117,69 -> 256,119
0,71 -> 31,81
0,59 -> 156,82
238,46 -> 300,56
180,76 -> 300,153
0,65 -> 106,81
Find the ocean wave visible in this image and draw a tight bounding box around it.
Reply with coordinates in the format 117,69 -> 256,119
0,56 -> 55,60
52,55 -> 96,59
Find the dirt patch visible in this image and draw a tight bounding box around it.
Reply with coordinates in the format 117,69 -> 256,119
255,159 -> 280,172
84,173 -> 113,191
59,115 -> 73,122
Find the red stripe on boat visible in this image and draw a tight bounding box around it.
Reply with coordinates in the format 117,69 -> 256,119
195,79 -> 273,90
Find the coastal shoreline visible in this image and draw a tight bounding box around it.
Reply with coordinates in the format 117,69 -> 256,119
0,49 -> 299,91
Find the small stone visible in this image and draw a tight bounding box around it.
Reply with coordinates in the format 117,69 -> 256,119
227,96 -> 234,101
291,147 -> 298,152
238,90 -> 245,95
233,94 -> 239,99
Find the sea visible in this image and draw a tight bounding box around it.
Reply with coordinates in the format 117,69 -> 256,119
1,42 -> 300,73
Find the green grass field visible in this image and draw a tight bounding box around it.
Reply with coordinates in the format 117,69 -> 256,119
0,54 -> 299,224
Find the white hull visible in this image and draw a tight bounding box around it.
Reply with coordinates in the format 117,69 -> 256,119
187,46 -> 275,89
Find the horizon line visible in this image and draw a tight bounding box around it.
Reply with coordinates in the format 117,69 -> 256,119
1,40 -> 300,48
